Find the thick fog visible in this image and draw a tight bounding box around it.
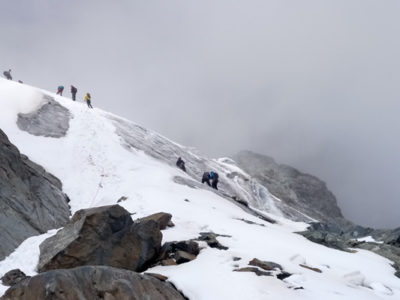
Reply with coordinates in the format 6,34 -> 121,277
1,0 -> 399,228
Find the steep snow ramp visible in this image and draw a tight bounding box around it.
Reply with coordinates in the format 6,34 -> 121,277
0,79 -> 399,299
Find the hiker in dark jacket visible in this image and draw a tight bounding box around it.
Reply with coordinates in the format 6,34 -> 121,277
202,172 -> 211,186
176,157 -> 186,172
3,69 -> 12,80
70,85 -> 77,100
210,171 -> 219,190
56,85 -> 64,96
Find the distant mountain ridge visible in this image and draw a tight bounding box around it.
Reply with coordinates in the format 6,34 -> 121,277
233,150 -> 344,224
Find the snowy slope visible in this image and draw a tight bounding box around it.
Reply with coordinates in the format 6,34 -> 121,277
0,78 -> 399,299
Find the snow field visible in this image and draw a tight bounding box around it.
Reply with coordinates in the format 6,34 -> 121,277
0,79 -> 399,299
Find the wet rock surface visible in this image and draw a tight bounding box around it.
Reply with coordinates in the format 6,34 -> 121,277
17,96 -> 71,138
1,266 -> 186,300
0,129 -> 70,260
38,205 -> 162,272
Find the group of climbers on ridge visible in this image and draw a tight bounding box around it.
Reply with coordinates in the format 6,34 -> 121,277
176,157 -> 219,190
4,69 -> 219,188
2,69 -> 94,109
56,85 -> 92,109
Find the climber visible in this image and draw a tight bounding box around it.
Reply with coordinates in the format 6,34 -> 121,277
70,85 -> 78,101
176,157 -> 186,172
56,85 -> 64,96
201,172 -> 211,186
85,92 -> 93,108
210,171 -> 219,190
3,69 -> 12,80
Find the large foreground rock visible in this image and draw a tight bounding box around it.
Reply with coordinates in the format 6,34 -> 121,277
38,205 -> 162,272
1,266 -> 185,300
0,128 -> 70,260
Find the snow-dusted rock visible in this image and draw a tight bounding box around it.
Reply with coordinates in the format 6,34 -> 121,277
38,205 -> 162,272
17,95 -> 71,138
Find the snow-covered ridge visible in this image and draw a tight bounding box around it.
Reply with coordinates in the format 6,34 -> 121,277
0,78 -> 399,299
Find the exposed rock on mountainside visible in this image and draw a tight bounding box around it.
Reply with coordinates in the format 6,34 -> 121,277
0,129 -> 70,260
1,266 -> 186,300
0,269 -> 29,287
38,205 -> 162,273
234,150 -> 343,223
17,96 -> 71,138
298,222 -> 400,278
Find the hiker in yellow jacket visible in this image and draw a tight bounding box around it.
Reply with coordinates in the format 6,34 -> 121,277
84,93 -> 93,108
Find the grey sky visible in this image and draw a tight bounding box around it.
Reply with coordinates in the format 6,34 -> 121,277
1,0 -> 399,228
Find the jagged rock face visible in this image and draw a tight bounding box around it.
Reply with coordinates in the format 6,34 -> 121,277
0,129 -> 70,260
38,205 -> 162,273
234,150 -> 343,223
1,266 -> 186,300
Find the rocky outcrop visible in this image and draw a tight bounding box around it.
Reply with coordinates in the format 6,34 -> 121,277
38,205 -> 162,272
1,266 -> 186,300
299,222 -> 400,278
234,150 -> 344,224
0,129 -> 70,260
17,96 -> 71,138
158,240 -> 200,266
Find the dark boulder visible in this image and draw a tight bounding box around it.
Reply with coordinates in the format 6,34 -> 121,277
173,241 -> 200,256
38,205 -> 162,272
1,269 -> 29,287
137,212 -> 173,230
158,240 -> 200,265
1,266 -> 186,300
0,128 -> 70,260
